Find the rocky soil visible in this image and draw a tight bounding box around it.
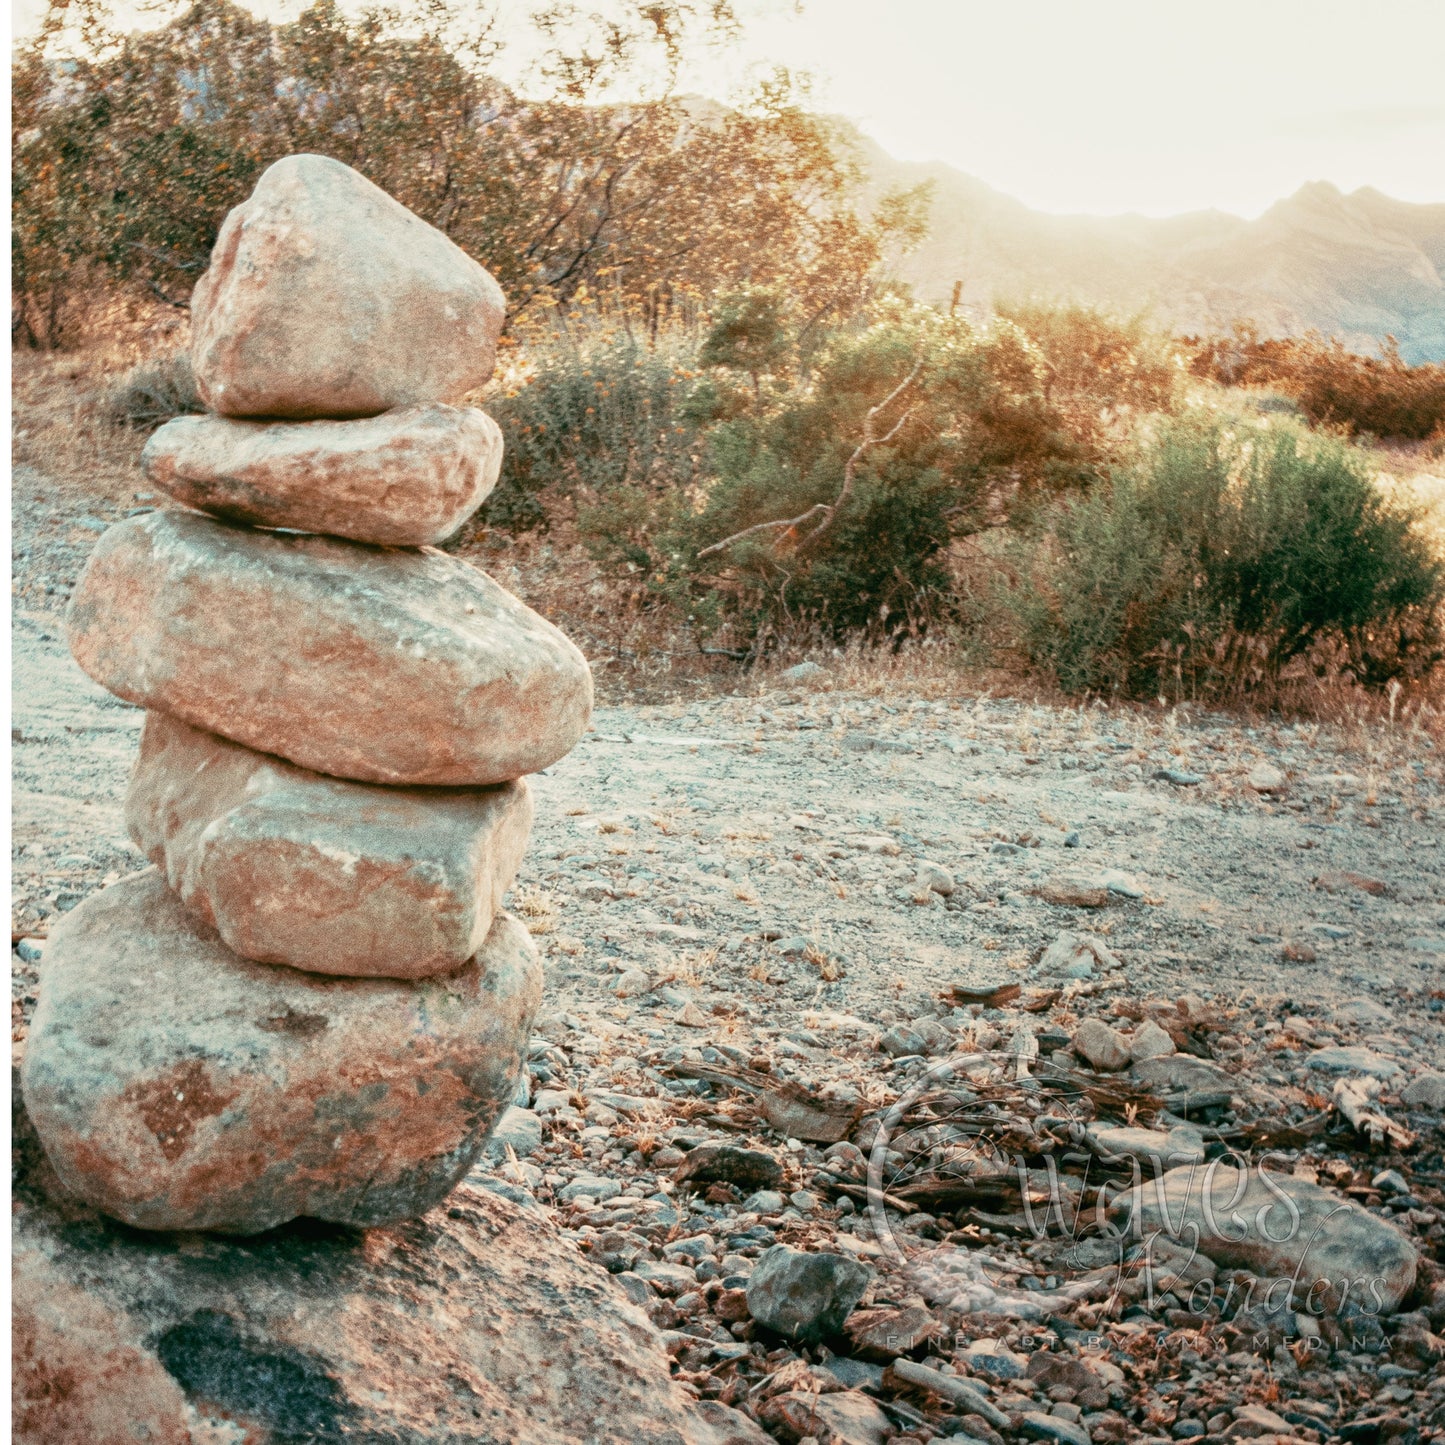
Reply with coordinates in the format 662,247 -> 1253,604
12,470 -> 1445,1443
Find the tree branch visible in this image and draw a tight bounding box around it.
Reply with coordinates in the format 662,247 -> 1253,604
696,360 -> 922,561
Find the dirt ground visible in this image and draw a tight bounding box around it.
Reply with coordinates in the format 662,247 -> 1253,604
11,437 -> 1445,1443
12,449 -> 1445,1085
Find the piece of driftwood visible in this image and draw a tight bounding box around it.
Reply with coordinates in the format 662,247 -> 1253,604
941,981 -> 1021,1008
1333,1078 -> 1415,1150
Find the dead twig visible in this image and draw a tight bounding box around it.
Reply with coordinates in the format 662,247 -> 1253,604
696,362 -> 923,560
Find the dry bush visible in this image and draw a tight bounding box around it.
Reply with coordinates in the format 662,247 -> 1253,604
1188,327 -> 1445,441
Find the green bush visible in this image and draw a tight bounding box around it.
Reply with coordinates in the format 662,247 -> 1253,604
668,304 -> 1165,643
1000,413 -> 1444,697
105,351 -> 203,431
483,324 -> 705,532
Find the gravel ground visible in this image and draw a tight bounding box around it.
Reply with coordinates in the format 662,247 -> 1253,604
12,467 -> 1445,1443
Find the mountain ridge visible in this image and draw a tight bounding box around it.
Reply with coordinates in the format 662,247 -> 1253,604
850,128 -> 1445,361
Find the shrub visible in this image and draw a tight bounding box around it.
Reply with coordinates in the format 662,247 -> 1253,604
105,351 -> 203,431
1000,413 -> 1444,698
669,304 -> 1173,644
482,322 -> 706,533
1189,328 -> 1445,440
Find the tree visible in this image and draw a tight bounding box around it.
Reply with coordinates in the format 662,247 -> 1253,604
12,0 -> 930,346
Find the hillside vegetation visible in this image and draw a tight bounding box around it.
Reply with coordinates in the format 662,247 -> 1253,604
15,0 -> 1445,715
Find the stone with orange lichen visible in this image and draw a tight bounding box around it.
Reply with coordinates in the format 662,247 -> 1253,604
127,712 -> 533,979
67,508 -> 593,786
190,153 -> 506,420
20,869 -> 541,1234
142,404 -> 503,546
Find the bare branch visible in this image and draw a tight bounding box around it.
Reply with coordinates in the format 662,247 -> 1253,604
696,360 -> 923,562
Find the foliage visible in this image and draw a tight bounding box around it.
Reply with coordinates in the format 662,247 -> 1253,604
999,413 -> 1445,698
518,301 -> 1179,648
1189,326 -> 1445,441
696,286 -> 792,402
12,0 -> 930,346
482,316 -> 705,534
104,348 -> 203,429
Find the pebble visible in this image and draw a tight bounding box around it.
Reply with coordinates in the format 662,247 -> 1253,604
1128,1018 -> 1176,1062
1073,1018 -> 1131,1071
744,1244 -> 871,1342
1401,1072 -> 1445,1110
1246,762 -> 1287,793
1306,1046 -> 1402,1079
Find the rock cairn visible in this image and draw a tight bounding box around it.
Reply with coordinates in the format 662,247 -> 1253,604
21,154 -> 593,1235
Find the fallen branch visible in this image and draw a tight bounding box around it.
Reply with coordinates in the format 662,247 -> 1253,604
697,361 -> 922,560
1332,1078 -> 1415,1150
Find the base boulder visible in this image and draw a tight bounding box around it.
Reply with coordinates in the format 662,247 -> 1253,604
21,870 -> 541,1234
13,1103 -> 764,1445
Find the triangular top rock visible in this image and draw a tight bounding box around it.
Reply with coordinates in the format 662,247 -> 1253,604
191,154 -> 505,420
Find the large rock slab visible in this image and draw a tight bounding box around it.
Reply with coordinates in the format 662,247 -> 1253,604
21,870 -> 542,1234
68,509 -> 593,785
12,1114 -> 764,1445
1113,1163 -> 1417,1315
142,404 -> 503,545
127,713 -> 533,979
190,153 -> 506,419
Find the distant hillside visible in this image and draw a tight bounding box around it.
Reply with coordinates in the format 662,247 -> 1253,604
854,130 -> 1445,362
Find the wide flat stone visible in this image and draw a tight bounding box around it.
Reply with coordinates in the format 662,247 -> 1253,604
127,713 -> 533,978
21,870 -> 541,1234
1113,1163 -> 1416,1314
12,1122 -> 764,1445
190,154 -> 505,419
142,404 -> 502,545
68,509 -> 592,785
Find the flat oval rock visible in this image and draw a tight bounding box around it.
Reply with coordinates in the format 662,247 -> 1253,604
20,870 -> 542,1234
191,153 -> 505,419
141,404 -> 503,545
127,712 -> 533,978
67,509 -> 593,785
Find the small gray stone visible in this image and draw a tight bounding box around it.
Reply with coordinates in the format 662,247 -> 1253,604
1021,1413 -> 1092,1445
1129,1019 -> 1176,1062
916,861 -> 955,896
1306,1046 -> 1401,1079
1401,1072 -> 1445,1111
557,1176 -> 621,1203
879,1023 -> 927,1058
744,1245 -> 871,1342
612,968 -> 651,999
482,1106 -> 543,1161
1073,1018 -> 1130,1071
743,1190 -> 786,1214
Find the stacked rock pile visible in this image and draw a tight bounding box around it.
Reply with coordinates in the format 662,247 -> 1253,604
20,154 -> 593,1235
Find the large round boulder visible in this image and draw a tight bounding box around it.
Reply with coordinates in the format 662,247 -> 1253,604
21,870 -> 542,1234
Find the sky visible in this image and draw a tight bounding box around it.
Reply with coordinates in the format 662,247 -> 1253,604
12,0 -> 1445,218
